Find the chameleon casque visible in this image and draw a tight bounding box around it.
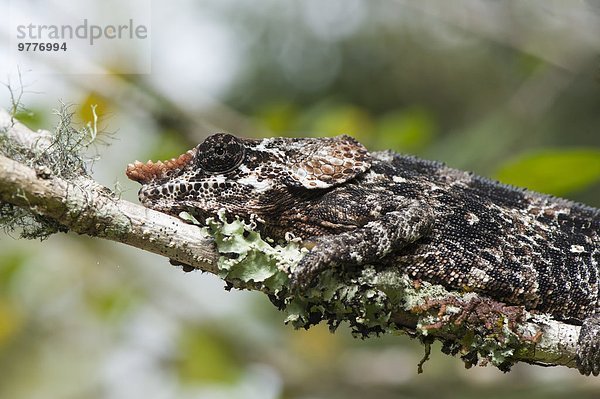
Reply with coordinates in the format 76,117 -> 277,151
126,133 -> 600,375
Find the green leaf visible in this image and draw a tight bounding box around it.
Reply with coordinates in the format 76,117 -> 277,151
495,149 -> 600,196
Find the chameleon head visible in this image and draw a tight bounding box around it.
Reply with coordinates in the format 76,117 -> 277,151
126,133 -> 372,224
126,133 -> 264,220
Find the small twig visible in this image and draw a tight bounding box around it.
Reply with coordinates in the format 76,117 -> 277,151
417,342 -> 432,374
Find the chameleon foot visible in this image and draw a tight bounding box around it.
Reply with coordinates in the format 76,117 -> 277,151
577,314 -> 600,376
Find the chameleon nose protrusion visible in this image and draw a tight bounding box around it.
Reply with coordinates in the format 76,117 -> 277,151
126,149 -> 196,184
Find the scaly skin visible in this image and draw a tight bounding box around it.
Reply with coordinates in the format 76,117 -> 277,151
126,133 -> 600,375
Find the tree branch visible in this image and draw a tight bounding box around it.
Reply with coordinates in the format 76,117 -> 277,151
0,108 -> 219,272
0,107 -> 582,374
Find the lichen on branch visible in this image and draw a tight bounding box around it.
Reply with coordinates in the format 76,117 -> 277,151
189,210 -> 580,372
0,103 -> 102,239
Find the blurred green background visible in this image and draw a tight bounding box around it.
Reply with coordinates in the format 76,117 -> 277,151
2,1 -> 600,398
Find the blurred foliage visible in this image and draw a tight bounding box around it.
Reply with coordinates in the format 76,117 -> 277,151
373,107 -> 436,153
78,92 -> 111,125
0,252 -> 26,291
176,326 -> 243,384
149,128 -> 193,161
85,286 -> 139,322
288,323 -> 342,367
0,298 -> 22,348
213,2 -> 600,208
496,149 -> 600,196
2,1 -> 600,399
0,254 -> 25,349
13,108 -> 46,131
305,103 -> 374,139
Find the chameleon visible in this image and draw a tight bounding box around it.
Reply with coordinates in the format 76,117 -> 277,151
126,133 -> 600,375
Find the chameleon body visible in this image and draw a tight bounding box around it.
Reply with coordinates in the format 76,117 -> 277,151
126,133 -> 600,375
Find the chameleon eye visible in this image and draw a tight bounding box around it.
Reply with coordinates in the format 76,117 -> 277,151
197,133 -> 245,174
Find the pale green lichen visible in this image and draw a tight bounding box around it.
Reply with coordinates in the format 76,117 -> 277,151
181,210 -> 302,293
187,209 -> 535,371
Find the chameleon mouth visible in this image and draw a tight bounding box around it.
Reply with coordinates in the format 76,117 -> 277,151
126,148 -> 196,184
